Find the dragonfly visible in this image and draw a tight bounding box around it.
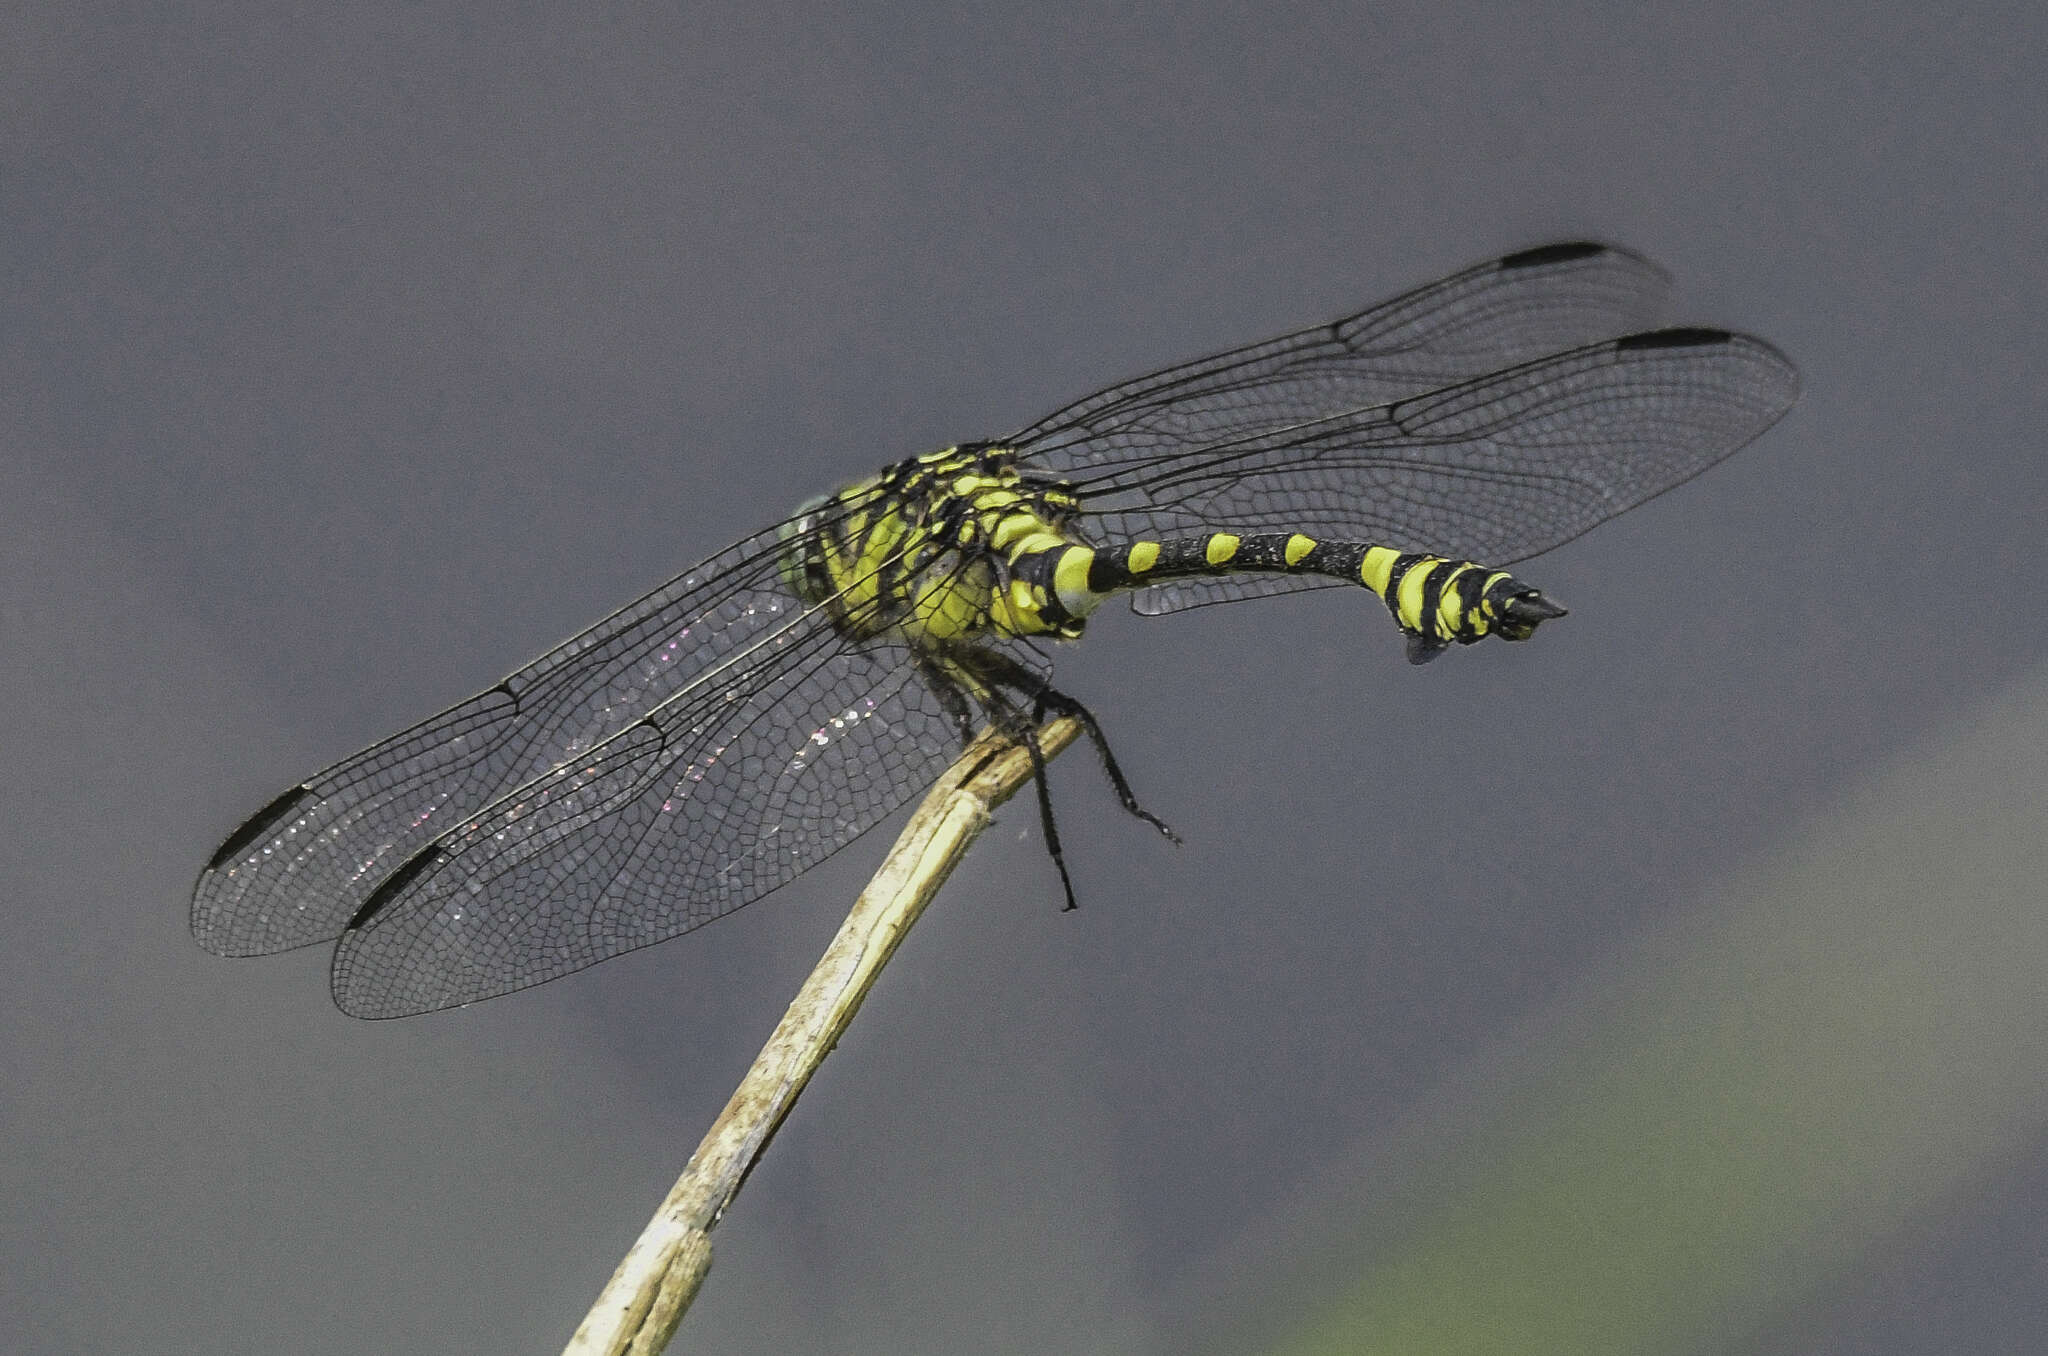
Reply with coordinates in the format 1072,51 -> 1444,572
193,241 -> 1799,1018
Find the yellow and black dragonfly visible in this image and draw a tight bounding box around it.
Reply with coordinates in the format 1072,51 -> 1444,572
194,241 -> 1798,1017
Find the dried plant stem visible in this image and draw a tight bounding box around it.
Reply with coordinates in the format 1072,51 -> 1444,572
563,716 -> 1082,1356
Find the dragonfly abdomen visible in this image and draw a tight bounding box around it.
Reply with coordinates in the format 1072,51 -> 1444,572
1011,532 -> 1567,663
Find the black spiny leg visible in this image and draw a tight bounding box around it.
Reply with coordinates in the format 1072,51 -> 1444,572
919,656 -> 1013,789
917,654 -> 983,749
1028,685 -> 1179,845
958,668 -> 1082,912
940,644 -> 1179,912
963,648 -> 1179,845
1017,718 -> 1081,912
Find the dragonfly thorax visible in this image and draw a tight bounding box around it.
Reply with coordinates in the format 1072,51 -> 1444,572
778,444 -> 1098,650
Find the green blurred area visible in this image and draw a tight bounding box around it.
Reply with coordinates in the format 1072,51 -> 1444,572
1220,664 -> 2048,1355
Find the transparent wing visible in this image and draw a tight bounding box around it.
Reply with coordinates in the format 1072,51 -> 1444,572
325,620 -> 1025,1017
1125,573 -> 1349,615
1009,242 -> 1673,478
1005,241 -> 1679,614
193,518 -> 833,957
1074,331 -> 1798,597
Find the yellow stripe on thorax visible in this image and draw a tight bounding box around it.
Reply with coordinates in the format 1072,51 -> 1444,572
828,504 -> 896,621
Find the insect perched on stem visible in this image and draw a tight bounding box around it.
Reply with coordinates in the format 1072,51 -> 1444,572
194,242 -> 1798,1018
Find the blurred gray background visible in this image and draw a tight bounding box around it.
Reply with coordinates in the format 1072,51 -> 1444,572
7,4 -> 2048,1353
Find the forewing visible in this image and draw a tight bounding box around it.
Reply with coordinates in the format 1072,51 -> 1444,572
325,622 -> 1005,1017
1083,330 -> 1798,600
192,519 -> 822,957
1009,242 -> 1672,479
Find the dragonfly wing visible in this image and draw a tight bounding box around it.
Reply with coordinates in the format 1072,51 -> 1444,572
192,520 -> 823,957
1010,242 -> 1672,479
1127,574 -> 1348,616
1094,330 -> 1798,581
325,626 -> 1005,1017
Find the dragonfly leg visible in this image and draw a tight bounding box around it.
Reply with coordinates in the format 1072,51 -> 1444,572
963,648 -> 1180,846
916,653 -> 983,749
1018,719 -> 1080,912
950,665 -> 1082,911
1029,686 -> 1180,845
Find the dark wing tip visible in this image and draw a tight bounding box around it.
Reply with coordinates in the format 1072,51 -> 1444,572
1616,326 -> 1734,351
1498,241 -> 1611,270
205,785 -> 315,871
346,843 -> 444,932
